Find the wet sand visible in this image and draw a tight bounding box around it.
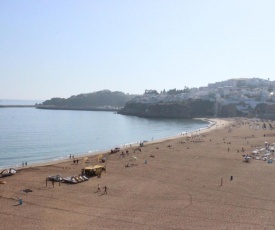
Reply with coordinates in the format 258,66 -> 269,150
1,118 -> 275,229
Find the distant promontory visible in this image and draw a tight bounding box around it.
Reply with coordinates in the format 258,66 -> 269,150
36,90 -> 137,111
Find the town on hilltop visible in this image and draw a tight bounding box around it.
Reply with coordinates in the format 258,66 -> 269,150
120,78 -> 275,119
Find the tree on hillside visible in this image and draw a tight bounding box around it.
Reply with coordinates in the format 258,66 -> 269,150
41,90 -> 135,108
166,87 -> 189,95
144,90 -> 159,95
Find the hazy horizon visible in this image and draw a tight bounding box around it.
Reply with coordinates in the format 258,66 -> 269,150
0,76 -> 271,101
1,1 -> 275,100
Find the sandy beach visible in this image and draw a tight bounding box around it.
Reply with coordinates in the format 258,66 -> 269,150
1,118 -> 275,229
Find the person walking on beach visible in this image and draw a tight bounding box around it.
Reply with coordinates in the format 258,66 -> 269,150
97,184 -> 101,193
103,186 -> 107,194
25,162 -> 27,167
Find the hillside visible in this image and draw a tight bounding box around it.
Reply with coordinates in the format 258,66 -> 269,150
118,99 -> 215,118
36,90 -> 136,111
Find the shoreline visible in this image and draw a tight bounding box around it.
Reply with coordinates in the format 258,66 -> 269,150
35,105 -> 120,112
10,118 -> 232,171
4,117 -> 275,229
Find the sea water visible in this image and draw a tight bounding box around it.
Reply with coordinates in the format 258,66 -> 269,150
0,99 -> 43,105
0,107 -> 209,169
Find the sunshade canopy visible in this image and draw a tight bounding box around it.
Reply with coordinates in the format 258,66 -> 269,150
84,165 -> 104,170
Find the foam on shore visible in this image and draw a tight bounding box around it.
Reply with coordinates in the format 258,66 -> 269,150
13,118 -> 231,171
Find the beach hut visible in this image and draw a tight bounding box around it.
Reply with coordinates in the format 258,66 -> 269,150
82,165 -> 106,177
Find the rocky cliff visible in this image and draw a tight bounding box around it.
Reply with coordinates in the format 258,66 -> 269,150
118,100 -> 215,118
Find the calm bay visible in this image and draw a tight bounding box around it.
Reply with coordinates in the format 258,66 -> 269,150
0,107 -> 209,169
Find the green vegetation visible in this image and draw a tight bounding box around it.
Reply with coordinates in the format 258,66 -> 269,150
144,87 -> 190,95
118,99 -> 215,118
39,90 -> 136,110
166,87 -> 190,95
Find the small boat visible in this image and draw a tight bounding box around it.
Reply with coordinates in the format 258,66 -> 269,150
0,168 -> 17,178
74,176 -> 83,183
78,175 -> 87,181
81,174 -> 89,181
62,176 -> 78,184
47,175 -> 63,182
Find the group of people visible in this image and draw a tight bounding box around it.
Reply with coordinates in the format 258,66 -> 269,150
96,184 -> 107,194
69,154 -> 79,164
22,162 -> 27,167
120,150 -> 130,158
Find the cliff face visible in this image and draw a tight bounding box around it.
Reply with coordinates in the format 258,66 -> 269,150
118,100 -> 215,118
219,104 -> 238,117
254,103 -> 275,119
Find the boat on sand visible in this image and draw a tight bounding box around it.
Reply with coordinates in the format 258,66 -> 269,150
0,168 -> 17,178
47,175 -> 63,182
62,176 -> 78,184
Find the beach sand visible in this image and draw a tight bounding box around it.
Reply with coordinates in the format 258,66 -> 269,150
1,118 -> 275,229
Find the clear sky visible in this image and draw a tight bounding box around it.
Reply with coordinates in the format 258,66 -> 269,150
1,0 -> 275,100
